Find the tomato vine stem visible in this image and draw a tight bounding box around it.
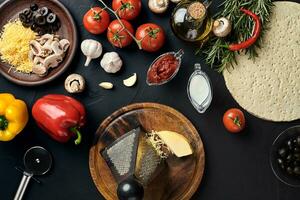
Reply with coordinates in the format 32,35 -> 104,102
97,0 -> 142,49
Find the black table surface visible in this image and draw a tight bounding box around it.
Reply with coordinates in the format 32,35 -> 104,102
0,0 -> 299,199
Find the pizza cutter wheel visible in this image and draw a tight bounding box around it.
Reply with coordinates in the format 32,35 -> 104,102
14,146 -> 52,200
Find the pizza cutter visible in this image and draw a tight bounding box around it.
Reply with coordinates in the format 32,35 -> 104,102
14,146 -> 52,200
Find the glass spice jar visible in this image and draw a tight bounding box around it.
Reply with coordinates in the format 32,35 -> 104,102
170,0 -> 213,43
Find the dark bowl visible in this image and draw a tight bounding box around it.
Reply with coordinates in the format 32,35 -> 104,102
270,125 -> 300,187
0,0 -> 78,86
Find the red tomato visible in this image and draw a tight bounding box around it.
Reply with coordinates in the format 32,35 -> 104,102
223,108 -> 246,133
135,23 -> 165,52
112,0 -> 141,20
83,7 -> 110,34
107,19 -> 134,48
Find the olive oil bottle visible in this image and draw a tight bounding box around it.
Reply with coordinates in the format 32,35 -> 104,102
171,0 -> 213,43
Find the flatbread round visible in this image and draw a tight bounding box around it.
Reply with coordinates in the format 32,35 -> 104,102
223,1 -> 300,122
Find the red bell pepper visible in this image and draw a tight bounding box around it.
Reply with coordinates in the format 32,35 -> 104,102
32,94 -> 86,145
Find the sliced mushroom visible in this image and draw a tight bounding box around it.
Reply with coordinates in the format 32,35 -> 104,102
59,39 -> 70,52
28,50 -> 34,62
51,41 -> 64,55
36,34 -> 54,45
40,43 -> 53,58
32,57 -> 47,76
148,0 -> 169,14
29,40 -> 43,56
65,74 -> 85,93
44,54 -> 63,69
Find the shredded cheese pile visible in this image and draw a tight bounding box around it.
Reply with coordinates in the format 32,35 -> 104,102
0,20 -> 36,73
146,131 -> 170,159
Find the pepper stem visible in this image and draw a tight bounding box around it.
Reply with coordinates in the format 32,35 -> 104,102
0,116 -> 8,131
70,127 -> 82,145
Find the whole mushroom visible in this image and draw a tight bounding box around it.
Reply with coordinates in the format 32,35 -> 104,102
148,0 -> 169,14
212,17 -> 232,37
100,52 -> 123,73
65,74 -> 86,93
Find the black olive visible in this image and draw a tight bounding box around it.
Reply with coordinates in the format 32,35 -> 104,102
46,13 -> 56,24
30,3 -> 38,11
22,22 -> 31,28
293,160 -> 300,167
38,7 -> 49,17
34,14 -> 46,26
278,148 -> 287,158
277,158 -> 284,165
117,178 -> 144,200
22,8 -> 32,16
19,13 -> 27,22
37,28 -> 47,36
293,166 -> 300,175
286,166 -> 293,174
294,147 -> 300,153
279,163 -> 285,170
294,153 -> 300,160
287,140 -> 293,150
51,20 -> 61,32
297,136 -> 300,146
286,154 -> 293,162
31,23 -> 38,31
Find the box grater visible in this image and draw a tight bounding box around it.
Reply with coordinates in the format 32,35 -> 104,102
101,127 -> 141,183
135,135 -> 161,186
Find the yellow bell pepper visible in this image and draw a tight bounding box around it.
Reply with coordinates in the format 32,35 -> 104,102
0,93 -> 28,141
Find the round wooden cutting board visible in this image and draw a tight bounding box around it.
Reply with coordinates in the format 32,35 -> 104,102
89,103 -> 205,200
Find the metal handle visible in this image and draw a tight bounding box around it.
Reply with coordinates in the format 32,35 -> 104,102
14,172 -> 32,200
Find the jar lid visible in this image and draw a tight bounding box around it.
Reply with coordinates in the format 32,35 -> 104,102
187,2 -> 206,20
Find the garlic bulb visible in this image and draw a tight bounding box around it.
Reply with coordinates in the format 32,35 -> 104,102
100,52 -> 123,73
81,39 -> 103,66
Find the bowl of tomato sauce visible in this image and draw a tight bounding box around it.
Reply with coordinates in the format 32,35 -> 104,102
146,49 -> 184,86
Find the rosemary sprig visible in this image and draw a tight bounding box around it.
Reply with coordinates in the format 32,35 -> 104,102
201,0 -> 274,72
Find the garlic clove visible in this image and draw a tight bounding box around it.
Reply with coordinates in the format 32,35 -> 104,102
123,73 -> 137,87
99,82 -> 114,90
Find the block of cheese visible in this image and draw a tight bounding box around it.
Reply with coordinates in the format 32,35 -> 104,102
156,131 -> 193,157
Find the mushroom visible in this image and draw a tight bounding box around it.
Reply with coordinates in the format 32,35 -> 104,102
51,41 -> 64,55
44,54 -> 63,69
36,34 -> 54,45
28,50 -> 34,62
148,0 -> 169,14
32,57 -> 47,76
59,39 -> 70,52
100,52 -> 123,73
170,0 -> 181,3
212,17 -> 232,37
65,74 -> 86,93
29,40 -> 43,56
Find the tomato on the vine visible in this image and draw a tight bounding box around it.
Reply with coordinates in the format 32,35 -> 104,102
83,7 -> 110,34
112,0 -> 142,21
223,108 -> 246,133
107,19 -> 134,48
135,23 -> 165,52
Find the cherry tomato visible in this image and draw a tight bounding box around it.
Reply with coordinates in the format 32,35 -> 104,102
112,0 -> 141,21
107,19 -> 134,48
135,23 -> 165,52
223,108 -> 246,133
83,7 -> 110,34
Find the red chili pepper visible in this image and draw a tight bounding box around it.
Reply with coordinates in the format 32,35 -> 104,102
227,8 -> 261,51
32,94 -> 86,145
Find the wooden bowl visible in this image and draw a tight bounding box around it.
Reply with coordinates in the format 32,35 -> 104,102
0,0 -> 78,86
89,103 -> 205,200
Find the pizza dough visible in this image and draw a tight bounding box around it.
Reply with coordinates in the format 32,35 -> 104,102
223,1 -> 300,122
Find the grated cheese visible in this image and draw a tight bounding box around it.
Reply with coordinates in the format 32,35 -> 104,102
0,20 -> 36,73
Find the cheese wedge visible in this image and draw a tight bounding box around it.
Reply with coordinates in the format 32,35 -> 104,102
156,131 -> 193,157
